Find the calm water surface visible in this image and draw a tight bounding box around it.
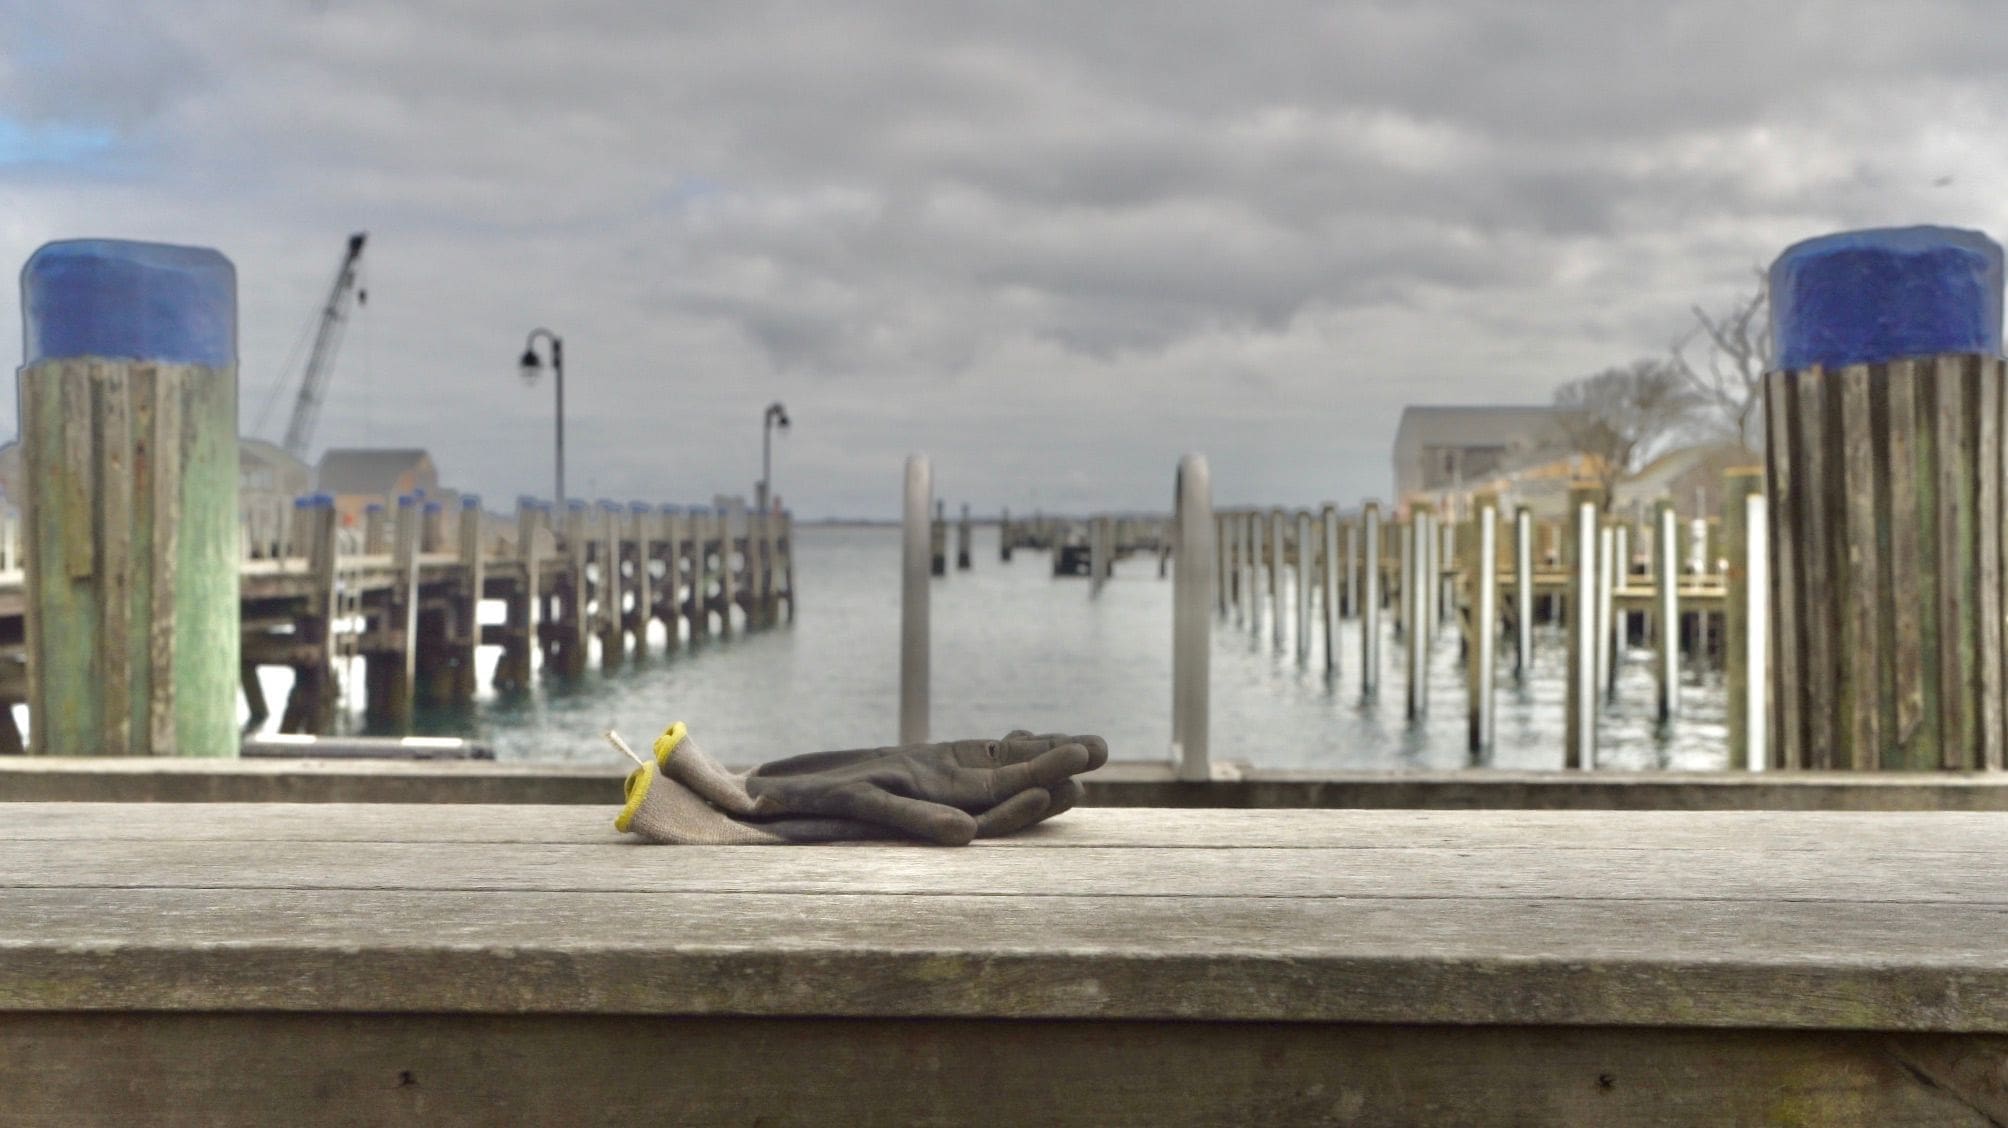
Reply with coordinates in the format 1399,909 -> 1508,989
254,524 -> 1730,772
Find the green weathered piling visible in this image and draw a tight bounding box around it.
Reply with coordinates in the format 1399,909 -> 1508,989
18,240 -> 240,756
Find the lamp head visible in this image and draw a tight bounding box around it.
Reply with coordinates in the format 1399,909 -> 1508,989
518,347 -> 542,385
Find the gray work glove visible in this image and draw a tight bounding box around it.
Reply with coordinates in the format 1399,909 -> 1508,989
619,724 -> 1106,845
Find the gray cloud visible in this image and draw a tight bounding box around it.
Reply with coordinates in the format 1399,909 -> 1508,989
4,0 -> 2008,516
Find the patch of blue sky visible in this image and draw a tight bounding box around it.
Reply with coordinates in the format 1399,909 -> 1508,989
0,117 -> 116,168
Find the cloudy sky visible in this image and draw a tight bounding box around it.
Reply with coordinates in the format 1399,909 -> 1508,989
3,1 -> 2005,517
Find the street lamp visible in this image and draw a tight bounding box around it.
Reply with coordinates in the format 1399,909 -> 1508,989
758,401 -> 790,513
517,328 -> 564,508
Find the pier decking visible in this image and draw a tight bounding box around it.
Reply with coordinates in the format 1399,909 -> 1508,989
2,802 -> 2005,1123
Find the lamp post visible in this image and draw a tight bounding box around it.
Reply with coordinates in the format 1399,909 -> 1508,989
758,401 -> 790,513
517,328 -> 564,508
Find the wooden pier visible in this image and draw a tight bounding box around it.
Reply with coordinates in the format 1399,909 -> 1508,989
3,801 -> 2005,1124
0,495 -> 796,749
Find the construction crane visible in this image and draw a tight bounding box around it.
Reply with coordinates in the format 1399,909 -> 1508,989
280,232 -> 368,460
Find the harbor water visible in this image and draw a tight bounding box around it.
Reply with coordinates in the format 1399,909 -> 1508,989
252,523 -> 1731,771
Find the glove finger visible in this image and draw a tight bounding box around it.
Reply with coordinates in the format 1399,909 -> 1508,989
1040,778 -> 1085,821
983,742 -> 1092,799
824,786 -> 980,846
998,733 -> 1108,772
973,787 -> 1051,838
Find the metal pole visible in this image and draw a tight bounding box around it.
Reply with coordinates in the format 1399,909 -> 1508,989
1342,517 -> 1359,620
1215,512 -> 1231,617
1172,456 -> 1213,781
1248,511 -> 1263,636
1514,506 -> 1533,684
1469,501 -> 1497,753
1743,492 -> 1769,771
900,455 -> 931,743
1566,499 -> 1598,768
1361,503 -> 1381,698
1654,500 -> 1680,726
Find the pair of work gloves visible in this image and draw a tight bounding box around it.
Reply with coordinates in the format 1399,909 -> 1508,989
616,723 -> 1108,845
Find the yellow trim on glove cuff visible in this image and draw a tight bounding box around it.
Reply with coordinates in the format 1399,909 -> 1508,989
614,763 -> 655,832
653,721 -> 688,768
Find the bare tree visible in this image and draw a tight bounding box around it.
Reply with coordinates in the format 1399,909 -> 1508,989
1671,272 -> 1771,450
1550,358 -> 1705,505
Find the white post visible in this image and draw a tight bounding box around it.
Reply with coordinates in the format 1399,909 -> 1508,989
1407,509 -> 1431,720
1743,493 -> 1769,771
1247,511 -> 1263,637
1172,456 -> 1214,781
1567,499 -> 1599,769
1469,501 -> 1498,753
900,456 -> 931,743
1214,512 -> 1231,617
1596,522 -> 1615,702
1654,500 -> 1680,726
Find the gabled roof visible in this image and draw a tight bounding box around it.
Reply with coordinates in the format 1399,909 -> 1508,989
317,448 -> 430,495
1393,404 -> 1570,449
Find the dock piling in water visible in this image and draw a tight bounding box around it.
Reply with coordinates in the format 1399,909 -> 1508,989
901,456 -> 932,743
1171,456 -> 1213,780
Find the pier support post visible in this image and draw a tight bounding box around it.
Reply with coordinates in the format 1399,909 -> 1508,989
280,495 -> 340,734
1405,505 -> 1433,720
688,507 -> 712,641
1268,507 -> 1286,649
626,503 -> 653,652
956,503 -> 972,570
931,501 -> 947,577
1514,506 -> 1534,684
1566,486 -> 1600,769
1468,498 -> 1498,753
1247,511 -> 1263,636
1654,499 -> 1680,727
596,501 -> 624,669
448,496 -> 483,705
366,494 -> 420,731
1295,509 -> 1313,663
1172,455 -> 1213,781
659,507 -> 684,649
18,240 -> 240,755
1360,503 -> 1382,699
1215,513 -> 1232,618
1724,469 -> 1768,770
1319,504 -> 1341,675
717,505 -> 738,636
1342,517 -> 1359,620
779,510 -> 796,622
1765,226 -> 2005,770
559,500 -> 590,676
901,456 -> 931,743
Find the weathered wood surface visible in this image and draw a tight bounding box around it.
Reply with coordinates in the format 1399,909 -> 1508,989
12,759 -> 2008,809
3,1014 -> 2002,1127
3,803 -> 2008,1124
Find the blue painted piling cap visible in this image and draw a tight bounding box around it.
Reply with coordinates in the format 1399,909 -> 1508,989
365,501 -> 386,513
628,501 -> 651,514
292,495 -> 313,510
461,494 -> 481,509
691,506 -> 713,516
424,500 -> 443,513
566,499 -> 589,512
397,493 -> 419,509
598,499 -> 621,512
661,504 -> 684,514
1771,225 -> 2004,370
22,239 -> 236,367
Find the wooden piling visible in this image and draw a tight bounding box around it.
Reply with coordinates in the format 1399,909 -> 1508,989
1653,500 -> 1680,727
557,501 -> 591,676
19,241 -> 241,756
279,495 -> 340,733
688,507 -> 712,640
1360,503 -> 1382,699
1268,508 -> 1285,649
956,503 -> 972,570
1513,506 -> 1534,684
1295,510 -> 1313,662
1319,505 -> 1340,675
452,497 -> 484,704
365,494 -> 420,731
595,502 -> 624,669
363,503 -> 387,555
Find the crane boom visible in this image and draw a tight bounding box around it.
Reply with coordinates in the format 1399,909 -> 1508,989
281,232 -> 368,459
